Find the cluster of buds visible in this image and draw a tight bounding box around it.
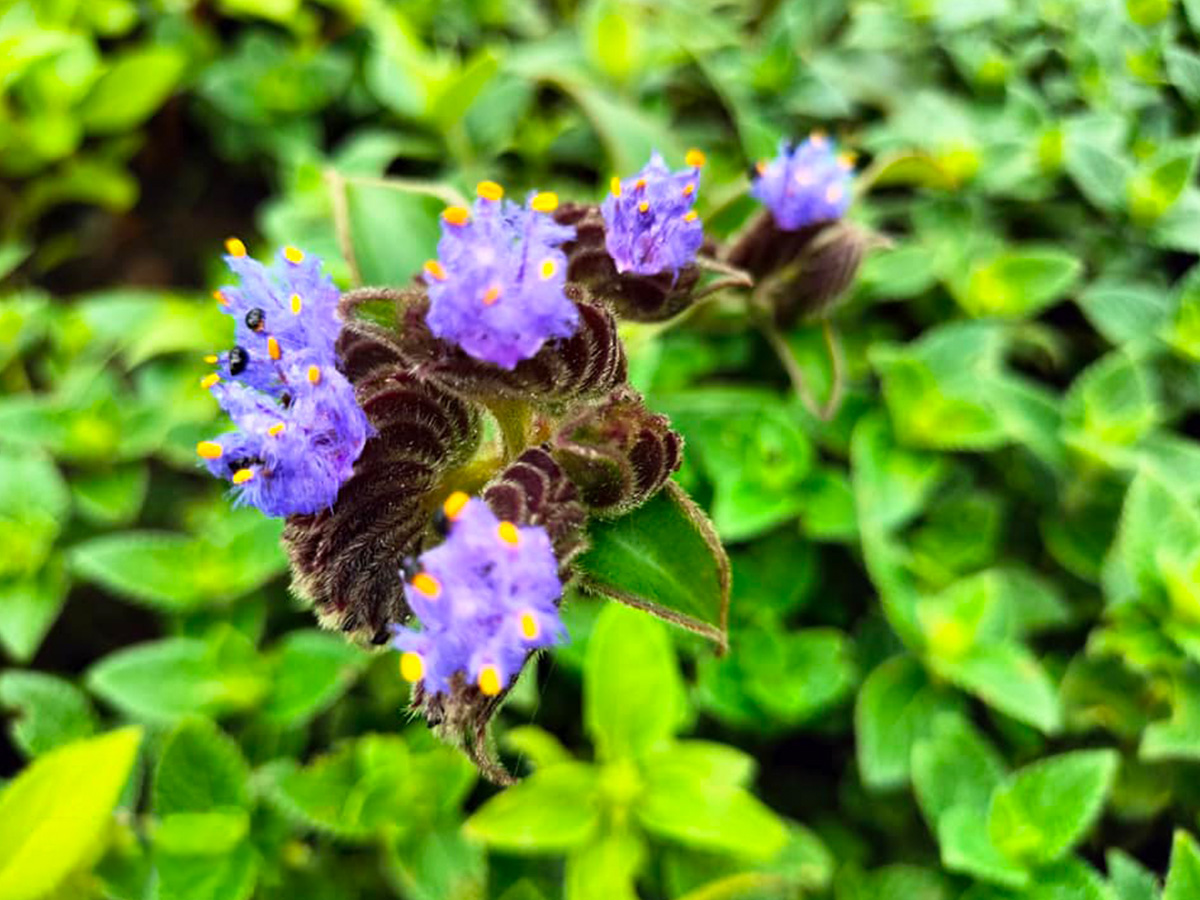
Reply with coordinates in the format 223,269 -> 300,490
197,138 -> 867,780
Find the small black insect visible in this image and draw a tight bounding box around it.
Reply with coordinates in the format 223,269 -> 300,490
370,625 -> 391,645
746,163 -> 762,181
226,456 -> 261,473
431,506 -> 450,537
244,307 -> 265,331
228,345 -> 248,376
280,392 -> 292,409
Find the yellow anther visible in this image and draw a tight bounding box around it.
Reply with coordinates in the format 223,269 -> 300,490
204,354 -> 218,364
307,365 -> 321,385
519,612 -> 540,640
412,572 -> 441,598
442,206 -> 470,226
638,201 -> 650,213
268,337 -> 281,360
482,285 -> 501,306
443,491 -> 470,521
682,183 -> 695,196
837,151 -> 858,169
196,441 -> 223,459
539,258 -> 557,280
755,160 -> 767,175
400,652 -> 424,683
610,176 -> 622,196
530,191 -> 558,213
685,148 -> 706,167
478,665 -> 502,696
224,237 -> 247,257
684,210 -> 699,222
268,423 -> 285,437
810,129 -> 828,146
213,290 -> 229,306
423,259 -> 447,281
497,521 -> 520,545
290,293 -> 302,314
201,373 -> 220,389
232,468 -> 254,485
634,178 -> 647,190
283,246 -> 304,264
825,184 -> 844,204
477,180 -> 504,201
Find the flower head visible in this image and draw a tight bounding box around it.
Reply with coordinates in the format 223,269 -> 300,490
423,185 -> 579,370
750,134 -> 855,231
601,150 -> 705,276
392,493 -> 566,697
197,245 -> 370,517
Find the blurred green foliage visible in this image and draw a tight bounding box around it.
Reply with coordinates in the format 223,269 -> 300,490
3,0 -> 1200,898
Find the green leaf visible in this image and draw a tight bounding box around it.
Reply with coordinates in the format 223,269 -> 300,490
1164,830 -> 1200,900
0,447 -> 69,579
153,810 -> 250,856
576,482 -> 730,648
1141,672 -> 1200,762
930,641 -> 1062,734
565,829 -> 645,900
644,740 -> 756,789
153,717 -> 251,815
86,631 -> 269,722
855,655 -> 964,790
153,841 -> 257,900
987,749 -> 1118,865
555,81 -> 683,175
1107,848 -> 1161,900
79,46 -> 186,134
1022,858 -> 1115,900
636,765 -> 788,861
334,174 -> 453,286
0,671 -> 97,759
1128,147 -> 1198,224
584,602 -> 685,761
262,630 -> 366,727
836,864 -> 955,900
1077,281 -> 1175,347
0,557 -> 70,663
936,805 -> 1030,889
1165,46 -> 1200,105
384,823 -> 487,900
69,464 -> 148,526
69,515 -> 286,611
0,727 -> 141,900
465,762 -> 601,852
956,247 -> 1082,318
912,713 -> 1006,829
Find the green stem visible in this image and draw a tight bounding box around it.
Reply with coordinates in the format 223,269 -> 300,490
487,396 -> 533,463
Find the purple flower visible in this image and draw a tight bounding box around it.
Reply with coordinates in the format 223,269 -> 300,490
423,184 -> 579,370
601,150 -> 706,276
392,493 -> 566,698
750,134 -> 855,231
197,243 -> 371,517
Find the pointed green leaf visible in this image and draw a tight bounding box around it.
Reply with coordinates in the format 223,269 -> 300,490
154,717 -> 251,815
576,482 -> 730,649
1165,831 -> 1200,900
465,763 -> 601,853
0,671 -> 97,759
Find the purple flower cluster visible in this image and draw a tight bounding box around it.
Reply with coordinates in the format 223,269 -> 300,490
750,134 -> 855,231
392,493 -> 565,697
423,184 -> 579,369
602,150 -> 706,277
196,243 -> 370,517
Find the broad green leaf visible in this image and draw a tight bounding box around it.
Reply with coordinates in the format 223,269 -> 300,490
465,762 -> 601,852
86,631 -> 269,722
636,766 -> 788,860
662,822 -> 833,899
262,630 -> 367,727
1165,46 -> 1200,105
855,655 -> 964,790
912,714 -> 1006,829
987,749 -> 1118,865
69,464 -> 148,526
1164,830 -> 1200,900
957,247 -> 1082,318
429,50 -> 499,130
584,602 -> 684,761
0,671 -> 97,758
0,727 -> 141,900
936,805 -> 1030,889
930,641 -> 1062,734
1063,350 -> 1158,460
1022,858 -> 1114,900
335,175 -> 451,286
503,725 -> 573,771
153,810 -> 250,856
0,448 -> 68,579
1141,672 -> 1200,762
576,482 -> 730,648
735,627 -> 857,724
555,81 -> 683,175
384,823 -> 487,900
1077,281 -> 1175,347
644,740 -> 756,790
565,829 -> 645,900
1128,148 -> 1198,224
154,717 -> 251,815
79,46 -> 186,134
1107,848 -> 1161,900
836,864 -> 955,900
0,558 -> 69,663
153,841 -> 257,900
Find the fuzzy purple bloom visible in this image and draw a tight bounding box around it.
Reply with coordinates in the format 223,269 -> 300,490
391,496 -> 565,697
423,190 -> 579,370
750,135 -> 854,231
601,151 -> 705,277
198,245 -> 370,517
